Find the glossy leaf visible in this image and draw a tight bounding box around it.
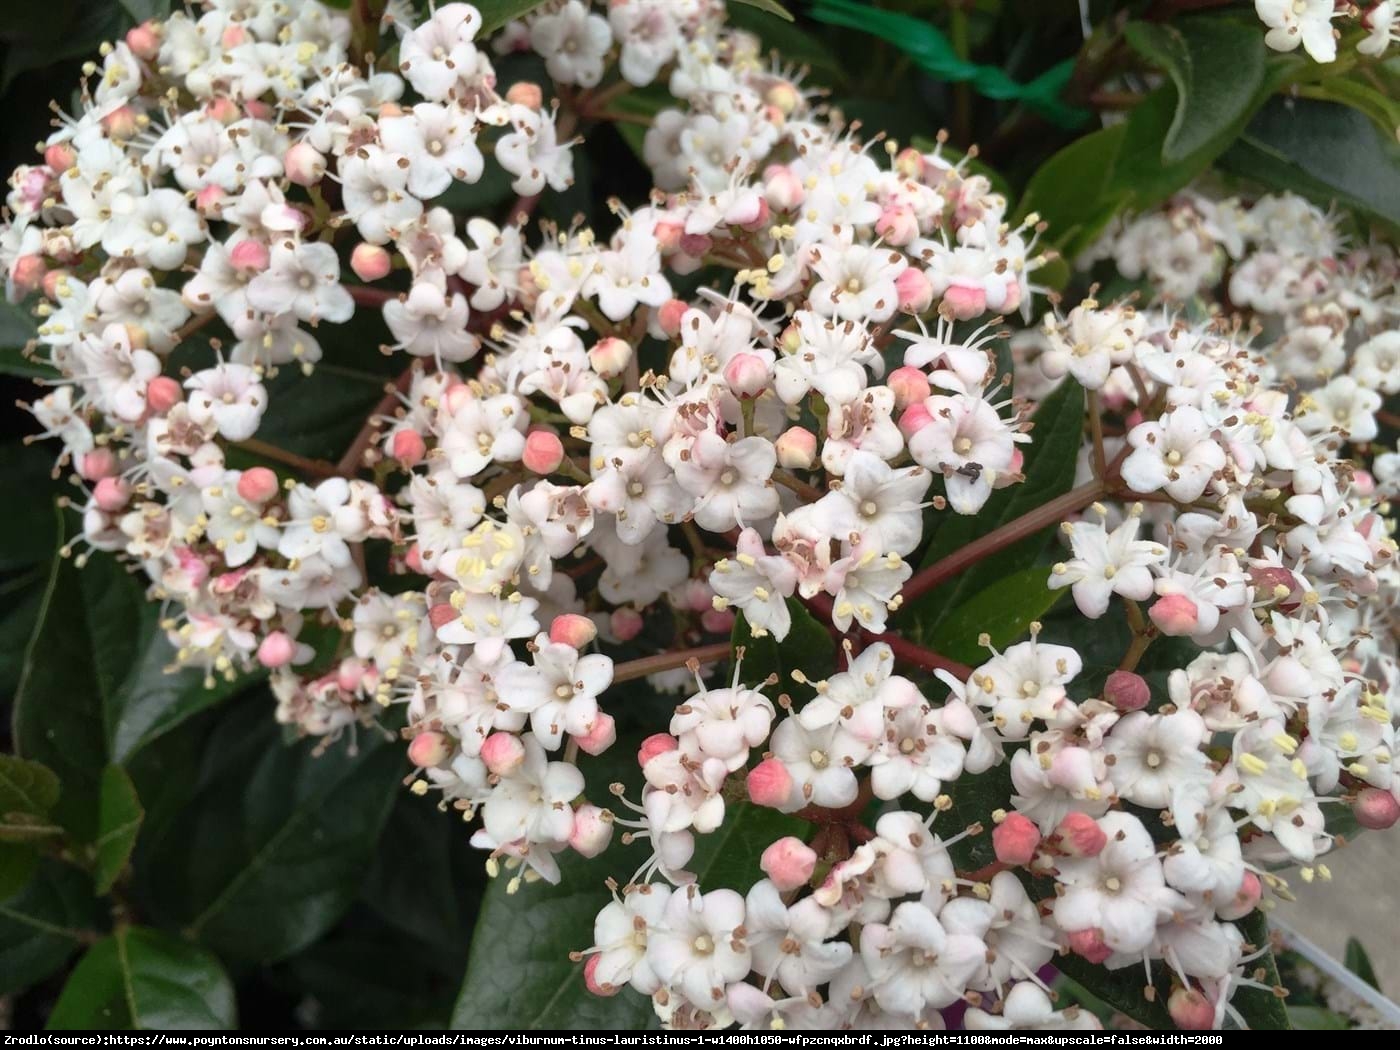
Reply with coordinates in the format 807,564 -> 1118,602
47,926 -> 236,1030
909,379 -> 1084,639
732,598 -> 836,697
0,443 -> 61,571
1125,17 -> 1267,164
1344,936 -> 1381,992
731,0 -> 794,23
1231,910 -> 1291,1030
137,700 -> 402,963
93,766 -> 143,895
1288,1006 -> 1351,1030
0,861 -> 104,997
927,566 -> 1065,667
0,844 -> 38,902
1055,952 -> 1175,1029
1219,97 -> 1400,231
478,1 -> 552,35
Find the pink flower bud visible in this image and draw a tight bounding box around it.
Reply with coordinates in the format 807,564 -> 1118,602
992,812 -> 1041,866
505,81 -> 543,110
764,81 -> 801,117
41,269 -> 69,301
775,426 -> 816,469
763,164 -> 805,211
145,375 -> 183,414
44,142 -> 76,173
79,448 -> 117,481
679,578 -> 712,613
760,836 -> 817,891
195,185 -> 226,215
1103,669 -> 1150,712
588,336 -> 632,378
350,242 -> 392,282
701,607 -> 735,634
723,351 -> 769,399
891,270 -> 930,315
1066,927 -> 1113,964
550,613 -> 598,648
730,195 -> 769,232
1054,812 -> 1107,857
481,732 -> 526,776
747,758 -> 793,809
256,631 -> 297,669
1150,593 -> 1200,636
101,106 -> 139,140
391,428 -> 426,467
637,733 -> 678,768
229,239 -> 270,273
1354,787 -> 1400,830
403,544 -> 426,575
221,23 -> 248,49
408,731 -> 453,768
429,603 -> 458,630
244,99 -> 272,122
679,233 -> 712,258
10,254 -> 46,297
1351,468 -> 1376,497
522,429 -> 565,474
875,204 -> 919,246
336,659 -> 366,692
656,299 -> 689,337
1168,987 -> 1216,1031
653,220 -> 684,254
205,96 -> 242,126
284,141 -> 327,187
583,953 -> 619,997
941,280 -> 987,320
898,402 -> 934,438
442,382 -> 475,415
887,366 -> 932,410
610,607 -> 643,642
574,712 -> 617,757
569,803 -> 614,858
1250,565 -> 1301,612
92,476 -> 130,513
125,22 -> 161,60
1215,870 -> 1262,921
236,466 -> 279,505
894,147 -> 925,179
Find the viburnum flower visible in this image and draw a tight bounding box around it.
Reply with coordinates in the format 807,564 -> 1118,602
1255,0 -> 1338,62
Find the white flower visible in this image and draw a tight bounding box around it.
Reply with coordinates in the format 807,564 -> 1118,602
1103,710 -> 1209,809
495,634 -> 613,750
967,638 -> 1083,739
399,3 -> 487,101
1255,0 -> 1338,62
1048,512 -> 1166,618
379,103 -> 483,198
102,187 -> 205,270
809,243 -> 907,323
745,880 -> 851,993
481,733 -> 583,846
531,1 -> 613,88
709,528 -> 799,640
965,982 -> 1101,1030
818,452 -> 929,557
646,887 -> 751,1010
670,682 -> 775,772
585,885 -> 672,995
908,393 -> 1023,514
184,362 -> 268,441
1120,406 -> 1225,503
830,550 -> 911,635
247,240 -> 354,324
339,145 -> 423,245
384,282 -> 478,364
859,902 -> 985,1015
495,104 -> 574,197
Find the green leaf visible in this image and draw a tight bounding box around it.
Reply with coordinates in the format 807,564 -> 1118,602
1344,936 -> 1381,992
1288,1006 -> 1351,1030
1232,910 -> 1291,1030
13,537 -> 251,838
1055,951 -> 1175,1029
927,565 -> 1065,666
47,926 -> 236,1030
477,1 -> 552,35
93,766 -> 143,895
117,0 -> 170,23
136,701 -> 402,963
1125,17 -> 1267,165
726,2 -> 843,82
730,0 -> 795,25
0,860 -> 104,996
0,300 -> 55,378
1218,96 -> 1400,232
908,379 -> 1084,639
0,443 -> 61,572
0,753 -> 60,821
731,598 -> 836,695
0,843 -> 38,902
1015,123 -> 1132,260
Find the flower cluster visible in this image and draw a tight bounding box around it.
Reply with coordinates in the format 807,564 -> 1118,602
1253,1 -> 1399,62
5,0 -> 1399,1033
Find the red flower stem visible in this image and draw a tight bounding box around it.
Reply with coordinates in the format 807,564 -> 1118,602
347,284 -> 397,308
335,363 -> 420,476
612,641 -> 732,684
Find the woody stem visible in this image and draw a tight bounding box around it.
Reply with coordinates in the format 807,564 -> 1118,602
611,642 -> 733,684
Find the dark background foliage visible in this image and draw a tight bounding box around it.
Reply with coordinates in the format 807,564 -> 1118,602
2,0 -> 1397,1032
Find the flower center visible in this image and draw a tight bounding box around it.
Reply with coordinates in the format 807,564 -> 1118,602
692,934 -> 714,955
1165,449 -> 1183,466
808,748 -> 829,769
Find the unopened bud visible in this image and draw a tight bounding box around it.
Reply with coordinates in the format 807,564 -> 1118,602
1354,787 -> 1400,830
941,281 -> 987,320
78,448 -> 117,481
723,351 -> 769,399
763,164 -> 804,211
236,466 -> 279,504
145,375 -> 183,414
1054,812 -> 1107,857
1066,927 -> 1112,964
747,757 -> 793,809
887,366 -> 932,410
992,811 -> 1041,866
1168,987 -> 1216,1031
896,268 -> 934,313
408,731 -> 453,768
588,336 -> 632,379
256,630 -> 297,669
550,613 -> 598,648
229,239 -> 270,273
505,81 -> 543,110
481,732 -> 526,776
657,299 -> 689,337
574,712 -> 617,757
775,426 -> 816,469
125,22 -> 161,60
9,254 -> 46,297
610,607 -> 643,642
522,429 -> 566,474
760,836 -> 817,891
1150,593 -> 1200,636
351,242 -> 392,282
391,428 -> 427,467
569,803 -> 614,857
1103,669 -> 1150,712
284,141 -> 327,186
638,733 -> 678,768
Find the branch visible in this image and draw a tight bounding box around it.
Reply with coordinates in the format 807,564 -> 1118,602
612,641 -> 733,684
232,438 -> 339,479
335,364 -> 420,477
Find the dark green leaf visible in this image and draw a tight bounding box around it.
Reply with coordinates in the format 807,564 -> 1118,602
1287,1006 -> 1351,1030
93,765 -> 143,895
1307,77 -> 1400,143
0,443 -> 61,572
927,565 -> 1065,666
117,1 -> 170,23
137,701 -> 401,963
731,0 -> 794,21
477,1 -> 552,35
1344,936 -> 1381,992
1218,97 -> 1400,232
47,926 -> 236,1030
732,598 -> 835,696
0,843 -> 38,901
1015,123 -> 1133,265
0,753 -> 60,820
1125,17 -> 1267,164
0,300 -> 54,377
1055,951 -> 1174,1028
0,572 -> 46,695
908,379 -> 1084,639
0,860 -> 104,996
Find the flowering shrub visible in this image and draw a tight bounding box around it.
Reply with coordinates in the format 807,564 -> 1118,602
2,0 -> 1399,1033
